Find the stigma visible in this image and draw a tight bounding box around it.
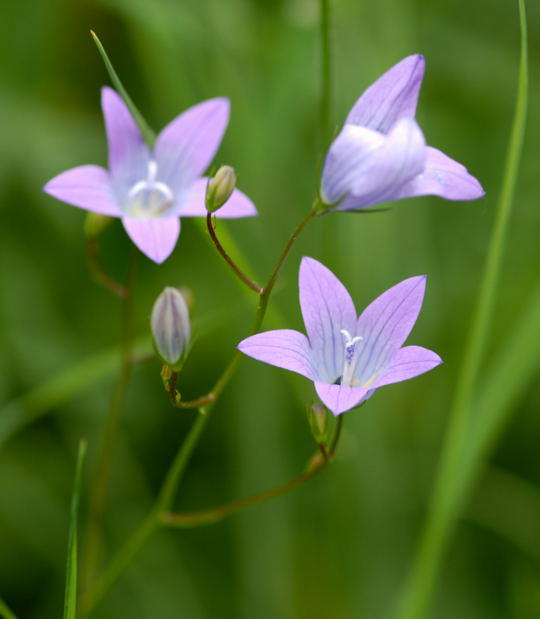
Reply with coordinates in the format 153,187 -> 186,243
126,160 -> 175,218
340,329 -> 363,386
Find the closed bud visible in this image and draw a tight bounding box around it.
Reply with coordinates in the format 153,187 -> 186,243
307,401 -> 330,444
151,287 -> 191,369
205,165 -> 237,213
84,212 -> 113,239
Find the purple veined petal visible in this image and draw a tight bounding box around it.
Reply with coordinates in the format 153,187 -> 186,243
372,345 -> 442,388
101,87 -> 150,200
43,165 -> 121,216
335,118 -> 427,211
353,275 -> 426,386
177,178 -> 258,218
395,146 -> 485,202
238,329 -> 315,379
122,216 -> 180,263
314,381 -> 370,416
154,98 -> 230,194
345,54 -> 425,134
299,257 -> 357,384
321,125 -> 385,204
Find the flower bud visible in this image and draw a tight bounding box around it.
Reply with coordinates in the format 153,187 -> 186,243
84,212 -> 113,239
307,401 -> 330,444
151,287 -> 191,369
205,165 -> 237,213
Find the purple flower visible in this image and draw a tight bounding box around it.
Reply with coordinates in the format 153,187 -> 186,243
44,88 -> 257,263
320,55 -> 484,211
238,257 -> 442,415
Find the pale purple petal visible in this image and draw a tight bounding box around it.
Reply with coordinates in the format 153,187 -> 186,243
122,217 -> 180,263
345,54 -> 425,134
238,329 -> 315,379
314,382 -> 370,416
395,147 -> 485,201
101,87 -> 150,199
43,165 -> 120,216
299,257 -> 357,384
178,178 -> 257,218
321,125 -> 384,204
353,276 -> 426,385
332,118 -> 427,211
373,345 -> 442,388
154,98 -> 230,194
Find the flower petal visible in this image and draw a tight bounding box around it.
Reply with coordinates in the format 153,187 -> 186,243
299,257 -> 357,384
314,382 -> 370,416
373,345 -> 442,388
396,147 -> 485,202
154,98 -> 230,194
178,178 -> 258,218
43,165 -> 120,216
353,275 -> 426,385
238,329 -> 315,379
122,217 -> 180,263
337,118 -> 427,211
345,54 -> 425,134
101,87 -> 150,199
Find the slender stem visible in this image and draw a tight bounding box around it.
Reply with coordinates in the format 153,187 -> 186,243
86,239 -> 127,299
81,249 -> 137,605
206,213 -> 263,294
395,3 -> 528,618
320,0 -> 333,148
85,210 -> 318,612
172,393 -> 216,409
0,597 -> 18,619
163,416 -> 344,528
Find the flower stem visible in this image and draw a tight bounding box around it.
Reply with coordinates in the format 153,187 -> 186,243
395,2 -> 528,618
85,210 -> 317,612
85,239 -> 127,299
163,416 -> 343,528
0,596 -> 18,619
206,213 -> 263,294
320,0 -> 333,148
80,249 -> 137,605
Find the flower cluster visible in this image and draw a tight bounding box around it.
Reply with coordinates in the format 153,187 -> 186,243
44,55 -> 483,415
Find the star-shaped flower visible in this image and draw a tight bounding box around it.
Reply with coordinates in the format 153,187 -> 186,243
238,257 -> 442,415
320,55 -> 484,211
44,88 -> 257,263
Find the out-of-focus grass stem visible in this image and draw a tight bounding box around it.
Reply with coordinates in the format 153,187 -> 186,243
395,2 -> 528,618
0,597 -> 18,619
320,0 -> 333,149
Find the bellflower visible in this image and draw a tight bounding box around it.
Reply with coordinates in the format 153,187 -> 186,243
44,88 -> 256,263
320,55 -> 484,211
238,257 -> 442,415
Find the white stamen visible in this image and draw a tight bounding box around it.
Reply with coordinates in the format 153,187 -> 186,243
340,329 -> 363,386
126,160 -> 174,217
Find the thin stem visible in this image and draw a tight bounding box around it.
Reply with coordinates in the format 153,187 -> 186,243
395,2 -> 528,618
86,239 -> 127,299
164,416 -> 344,528
206,213 -> 263,294
0,597 -> 18,619
86,210 -> 318,612
81,249 -> 137,605
320,0 -> 333,148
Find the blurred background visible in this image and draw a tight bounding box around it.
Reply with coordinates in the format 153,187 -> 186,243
0,0 -> 539,617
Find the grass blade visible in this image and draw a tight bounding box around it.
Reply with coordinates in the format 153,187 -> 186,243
394,1 -> 528,617
63,439 -> 87,619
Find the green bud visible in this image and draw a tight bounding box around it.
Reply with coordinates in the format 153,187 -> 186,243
151,287 -> 191,369
307,401 -> 330,444
205,165 -> 237,213
84,212 -> 113,239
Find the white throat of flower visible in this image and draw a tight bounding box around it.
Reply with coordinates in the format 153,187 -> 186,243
126,160 -> 174,218
340,329 -> 363,386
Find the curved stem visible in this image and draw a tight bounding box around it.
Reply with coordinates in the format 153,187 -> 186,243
206,213 -> 263,294
81,249 -> 137,604
86,239 -> 127,299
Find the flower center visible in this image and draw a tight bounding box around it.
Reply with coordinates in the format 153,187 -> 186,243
340,329 -> 363,386
126,161 -> 174,218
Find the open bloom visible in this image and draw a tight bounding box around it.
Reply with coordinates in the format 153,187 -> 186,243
44,88 -> 256,263
238,257 -> 442,415
320,55 -> 484,211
